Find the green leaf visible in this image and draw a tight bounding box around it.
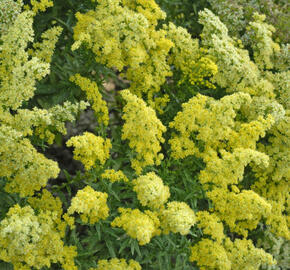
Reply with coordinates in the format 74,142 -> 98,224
0,262 -> 13,270
105,240 -> 116,257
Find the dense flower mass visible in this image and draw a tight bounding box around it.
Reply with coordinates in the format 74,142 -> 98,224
190,237 -> 275,270
71,0 -> 218,111
0,10 -> 49,110
31,26 -> 63,63
66,132 -> 111,170
72,0 -> 172,108
91,258 -> 141,270
70,74 -> 109,126
169,92 -> 273,159
164,22 -> 218,88
196,211 -> 225,243
208,0 -> 289,44
0,191 -> 77,270
0,0 -> 22,35
120,90 -> 166,174
0,1 -> 86,197
67,186 -> 109,224
111,208 -> 161,245
101,169 -> 129,183
0,0 -> 289,269
159,201 -> 196,235
132,172 -> 170,209
0,125 -> 60,197
28,0 -> 54,15
190,239 -> 231,270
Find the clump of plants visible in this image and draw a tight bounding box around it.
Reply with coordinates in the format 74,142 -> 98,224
0,1 -> 289,269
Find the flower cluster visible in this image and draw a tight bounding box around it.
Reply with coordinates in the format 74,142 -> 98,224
190,237 -> 275,270
191,209 -> 275,270
71,0 -> 219,111
91,258 -> 141,270
28,0 -> 53,15
246,13 -> 280,70
199,9 -> 276,99
224,238 -> 275,270
167,9 -> 289,269
0,125 -> 60,197
197,9 -> 289,241
121,90 -> 166,174
190,239 -> 231,270
1,0 -> 288,269
72,0 -> 172,108
165,22 -> 218,88
169,92 -> 271,159
111,208 -> 161,245
257,229 -> 290,270
67,185 -> 109,224
101,169 -> 129,183
252,112 -> 290,239
132,172 -> 170,209
70,74 -> 109,126
208,0 -> 289,44
0,190 -> 77,270
159,201 -> 196,235
1,101 -> 88,145
0,3 -> 86,197
196,211 -> 224,243
66,132 -> 111,170
30,26 -> 63,63
0,10 -> 49,110
0,0 -> 22,35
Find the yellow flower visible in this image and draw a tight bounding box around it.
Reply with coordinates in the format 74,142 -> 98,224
190,239 -> 231,270
196,211 -> 225,243
31,26 -> 63,63
121,90 -> 166,174
132,172 -> 170,209
91,258 -> 141,270
165,22 -> 217,88
159,201 -> 196,235
101,169 -> 129,183
70,74 -> 109,125
111,208 -> 161,245
72,0 -> 173,110
67,186 -> 109,224
66,132 -> 111,170
29,0 -> 53,15
0,201 -> 77,270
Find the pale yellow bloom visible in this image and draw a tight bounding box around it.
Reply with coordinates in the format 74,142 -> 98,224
101,169 -> 129,183
70,74 -> 109,125
66,132 -> 111,170
159,201 -> 196,235
132,172 -> 170,209
111,208 -> 161,245
67,186 -> 109,224
91,257 -> 141,270
121,90 -> 166,174
0,192 -> 77,270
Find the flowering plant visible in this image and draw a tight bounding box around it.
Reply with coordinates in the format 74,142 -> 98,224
0,0 -> 288,269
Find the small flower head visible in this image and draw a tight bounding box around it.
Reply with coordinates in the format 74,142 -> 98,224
66,132 -> 111,170
111,208 -> 161,245
67,186 -> 109,224
159,201 -> 196,235
132,172 -> 170,209
91,258 -> 141,270
101,169 -> 129,183
0,203 -> 77,270
121,90 -> 166,174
